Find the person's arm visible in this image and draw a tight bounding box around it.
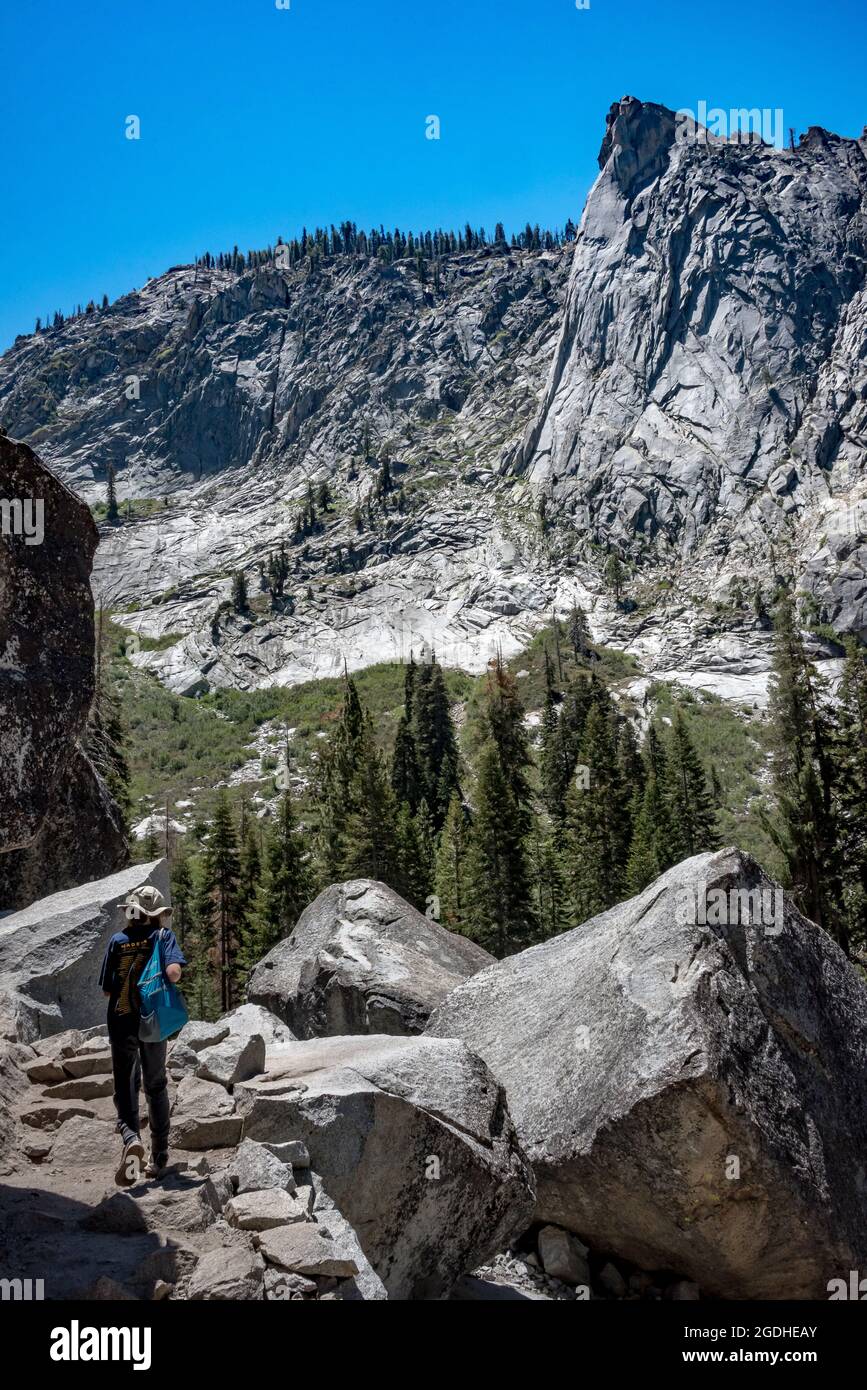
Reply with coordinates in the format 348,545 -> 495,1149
98,940 -> 115,998
161,928 -> 186,985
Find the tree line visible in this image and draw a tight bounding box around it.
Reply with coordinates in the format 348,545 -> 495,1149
142,593 -> 867,1018
167,632 -> 728,1015
194,217 -> 578,279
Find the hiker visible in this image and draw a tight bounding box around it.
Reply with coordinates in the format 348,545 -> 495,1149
98,885 -> 186,1186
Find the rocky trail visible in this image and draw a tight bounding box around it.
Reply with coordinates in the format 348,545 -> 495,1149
0,1011 -> 649,1303
2,850 -> 866,1302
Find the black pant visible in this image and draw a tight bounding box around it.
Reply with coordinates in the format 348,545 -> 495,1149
109,1019 -> 170,1154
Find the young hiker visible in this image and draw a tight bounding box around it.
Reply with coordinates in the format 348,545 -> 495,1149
98,885 -> 186,1186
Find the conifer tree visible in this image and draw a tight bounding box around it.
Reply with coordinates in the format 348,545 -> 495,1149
568,602 -> 591,663
563,703 -> 631,923
256,792 -> 312,956
231,570 -> 248,612
394,801 -> 430,909
434,792 -> 470,933
199,790 -> 241,1012
836,639 -> 867,951
235,817 -> 263,980
315,673 -> 367,882
665,708 -> 720,863
762,594 -> 844,946
390,715 -> 421,812
342,727 -> 400,883
463,740 -> 535,956
170,838 -> 194,949
106,464 -> 119,523
186,853 -> 221,1020
411,654 -> 460,827
532,819 -> 568,941
86,610 -> 131,829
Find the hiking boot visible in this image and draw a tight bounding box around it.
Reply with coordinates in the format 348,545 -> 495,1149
145,1151 -> 169,1179
115,1138 -> 145,1187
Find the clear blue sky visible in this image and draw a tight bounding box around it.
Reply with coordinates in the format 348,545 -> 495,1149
1,0 -> 865,350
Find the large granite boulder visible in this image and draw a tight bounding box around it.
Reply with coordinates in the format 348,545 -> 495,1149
248,879 -> 493,1037
0,859 -> 170,1041
0,433 -> 125,906
234,1032 -> 535,1298
426,848 -> 867,1300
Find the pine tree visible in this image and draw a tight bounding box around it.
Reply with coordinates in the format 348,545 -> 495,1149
411,654 -> 460,827
394,801 -> 430,909
463,741 -> 535,956
434,792 -> 470,932
564,703 -> 631,923
199,791 -> 241,1012
624,723 -> 674,892
531,818 -> 568,941
235,817 -> 263,981
86,609 -> 131,829
481,655 -> 533,809
604,551 -> 625,601
186,857 -> 221,1020
315,673 -> 367,882
836,639 -> 867,951
665,709 -> 720,863
390,715 -> 421,812
761,594 -> 844,946
170,839 -> 194,949
568,602 -> 591,663
342,728 -> 400,883
106,464 -> 119,523
256,792 -> 312,956
231,571 -> 248,612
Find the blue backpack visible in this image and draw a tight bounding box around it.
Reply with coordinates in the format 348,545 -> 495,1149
138,928 -> 189,1042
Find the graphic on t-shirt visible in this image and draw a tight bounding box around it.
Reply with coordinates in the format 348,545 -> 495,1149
111,937 -> 155,1015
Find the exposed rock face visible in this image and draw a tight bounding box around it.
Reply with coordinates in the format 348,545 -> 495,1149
0,433 -> 126,904
248,879 -> 493,1037
427,848 -> 867,1300
2,102 -> 865,702
515,96 -> 867,675
0,859 -> 169,1041
234,1032 -> 536,1298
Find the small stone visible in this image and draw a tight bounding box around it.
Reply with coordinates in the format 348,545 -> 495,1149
259,1223 -> 359,1279
187,1245 -> 265,1300
22,1138 -> 53,1161
196,1034 -> 266,1088
228,1138 -> 296,1195
263,1139 -> 310,1169
152,1280 -> 173,1301
62,1051 -> 113,1079
598,1261 -> 628,1298
42,1075 -> 114,1101
225,1188 -> 309,1231
666,1279 -> 700,1301
23,1057 -> 67,1085
20,1102 -> 95,1129
175,1020 -> 231,1053
537,1225 -> 591,1286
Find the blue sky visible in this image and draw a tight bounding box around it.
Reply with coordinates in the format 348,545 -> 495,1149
1,0 -> 865,350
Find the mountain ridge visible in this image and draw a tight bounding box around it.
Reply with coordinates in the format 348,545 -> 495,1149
2,96 -> 866,702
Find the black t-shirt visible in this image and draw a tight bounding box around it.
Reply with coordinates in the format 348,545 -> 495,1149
98,922 -> 186,1029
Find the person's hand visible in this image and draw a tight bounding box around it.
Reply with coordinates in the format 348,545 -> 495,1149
166,964 -> 182,983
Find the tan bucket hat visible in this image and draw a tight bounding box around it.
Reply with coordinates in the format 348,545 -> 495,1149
121,885 -> 173,922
